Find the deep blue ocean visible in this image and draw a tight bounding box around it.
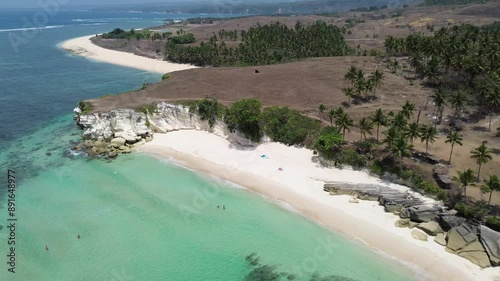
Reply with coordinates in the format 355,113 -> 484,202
0,9 -> 423,281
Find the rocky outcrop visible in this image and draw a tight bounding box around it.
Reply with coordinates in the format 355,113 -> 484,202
323,182 -> 427,214
411,229 -> 428,241
405,204 -> 443,223
395,218 -> 410,228
435,233 -> 447,246
438,214 -> 466,231
75,102 -> 255,157
480,225 -> 500,266
446,223 -> 491,268
417,221 -> 444,236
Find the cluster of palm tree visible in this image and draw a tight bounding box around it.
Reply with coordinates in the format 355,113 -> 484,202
343,66 -> 384,102
453,142 -> 495,202
319,106 -> 354,139
165,21 -> 352,66
385,23 -> 500,129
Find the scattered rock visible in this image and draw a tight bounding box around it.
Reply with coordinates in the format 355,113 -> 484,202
409,221 -> 419,229
395,218 -> 410,228
417,221 -> 444,236
110,137 -> 126,148
45,152 -> 52,156
107,151 -> 118,158
132,139 -> 146,147
439,215 -> 466,231
434,233 -> 447,246
411,229 -> 428,241
348,198 -> 359,204
407,204 -> 442,223
479,225 -> 500,266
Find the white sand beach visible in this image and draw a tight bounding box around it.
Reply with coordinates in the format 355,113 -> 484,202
138,130 -> 500,281
60,35 -> 197,74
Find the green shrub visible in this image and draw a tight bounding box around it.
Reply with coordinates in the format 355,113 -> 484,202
455,202 -> 488,219
169,33 -> 196,44
136,104 -> 158,114
197,97 -> 224,127
486,216 -> 500,232
419,181 -> 440,194
162,73 -> 170,80
225,99 -> 262,142
99,94 -> 114,99
369,162 -> 383,176
314,127 -> 343,159
78,100 -> 94,114
338,148 -> 367,169
260,106 -> 320,145
496,126 -> 500,137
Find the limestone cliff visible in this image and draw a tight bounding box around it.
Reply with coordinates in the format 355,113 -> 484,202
75,102 -> 254,157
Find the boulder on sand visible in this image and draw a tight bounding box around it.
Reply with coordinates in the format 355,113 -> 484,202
434,233 -> 446,246
446,223 -> 491,268
417,221 -> 444,236
439,215 -> 466,231
411,229 -> 428,241
395,218 -> 410,228
110,137 -> 126,148
406,204 -> 442,223
479,225 -> 500,266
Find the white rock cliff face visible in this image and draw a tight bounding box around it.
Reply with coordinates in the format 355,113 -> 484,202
77,103 -> 254,147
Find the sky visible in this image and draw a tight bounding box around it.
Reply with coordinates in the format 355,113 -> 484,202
0,0 -> 285,9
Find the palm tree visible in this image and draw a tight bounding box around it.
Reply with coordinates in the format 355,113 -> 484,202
354,78 -> 366,96
383,126 -> 399,147
431,88 -> 447,125
420,126 -> 438,153
335,112 -> 354,138
470,143 -> 493,181
401,101 -> 416,120
319,104 -> 326,118
482,175 -> 500,205
371,108 -> 387,142
405,122 -> 420,144
453,169 -> 475,199
342,87 -> 355,104
328,109 -> 336,126
345,66 -> 358,86
449,91 -> 469,118
392,112 -> 408,131
391,136 -> 412,170
445,130 -> 463,164
368,69 -> 384,96
486,90 -> 500,131
358,117 -> 373,141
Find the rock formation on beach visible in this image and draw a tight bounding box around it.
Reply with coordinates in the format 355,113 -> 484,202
324,181 -> 500,268
74,102 -> 254,158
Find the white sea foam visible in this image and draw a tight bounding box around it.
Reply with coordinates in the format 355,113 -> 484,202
0,25 -> 64,33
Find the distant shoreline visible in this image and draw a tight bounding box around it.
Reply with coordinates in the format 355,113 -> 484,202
60,35 -> 197,74
137,130 -> 500,281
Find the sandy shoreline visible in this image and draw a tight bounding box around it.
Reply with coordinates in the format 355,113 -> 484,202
138,130 -> 500,281
60,35 -> 197,74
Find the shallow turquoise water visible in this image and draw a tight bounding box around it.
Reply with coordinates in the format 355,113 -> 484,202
0,9 -> 422,281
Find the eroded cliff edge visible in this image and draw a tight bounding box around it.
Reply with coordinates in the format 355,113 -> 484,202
74,102 -> 254,158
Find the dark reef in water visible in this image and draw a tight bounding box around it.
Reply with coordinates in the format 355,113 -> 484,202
244,253 -> 359,281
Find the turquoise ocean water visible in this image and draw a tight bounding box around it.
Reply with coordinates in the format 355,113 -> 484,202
0,9 -> 423,281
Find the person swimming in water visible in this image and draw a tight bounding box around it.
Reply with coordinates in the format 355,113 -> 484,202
78,234 -> 80,239
45,245 -> 49,251
223,205 -> 226,210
